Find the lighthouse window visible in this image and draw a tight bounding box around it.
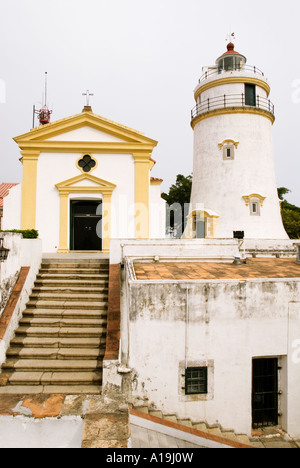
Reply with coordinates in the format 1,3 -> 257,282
223,144 -> 234,160
224,56 -> 234,72
250,199 -> 261,216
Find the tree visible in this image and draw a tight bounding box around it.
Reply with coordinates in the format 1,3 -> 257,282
278,187 -> 300,239
161,174 -> 192,237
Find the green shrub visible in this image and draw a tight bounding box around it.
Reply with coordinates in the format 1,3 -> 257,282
0,229 -> 39,239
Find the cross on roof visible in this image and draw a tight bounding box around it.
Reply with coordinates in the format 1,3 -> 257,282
82,90 -> 94,107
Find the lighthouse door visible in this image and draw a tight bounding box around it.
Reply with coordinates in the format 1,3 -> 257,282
245,84 -> 256,107
196,220 -> 206,238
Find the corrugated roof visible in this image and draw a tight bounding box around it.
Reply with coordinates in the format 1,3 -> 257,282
0,183 -> 19,207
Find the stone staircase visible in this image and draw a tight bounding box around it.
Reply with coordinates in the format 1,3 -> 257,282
0,257 -> 109,394
129,403 -> 264,448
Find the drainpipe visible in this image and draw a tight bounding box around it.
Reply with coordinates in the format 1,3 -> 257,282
185,287 -> 189,370
296,244 -> 300,264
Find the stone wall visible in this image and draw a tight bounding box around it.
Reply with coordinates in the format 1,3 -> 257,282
122,259 -> 300,439
0,234 -> 23,315
0,233 -> 42,364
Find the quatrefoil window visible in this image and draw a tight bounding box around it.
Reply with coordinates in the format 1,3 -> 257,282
77,154 -> 97,173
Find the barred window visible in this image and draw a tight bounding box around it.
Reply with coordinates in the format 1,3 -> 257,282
185,367 -> 208,395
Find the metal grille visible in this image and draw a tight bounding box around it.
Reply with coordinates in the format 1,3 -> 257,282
252,358 -> 278,428
185,367 -> 207,395
78,154 -> 96,173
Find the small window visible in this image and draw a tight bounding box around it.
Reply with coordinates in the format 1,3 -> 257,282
78,154 -> 96,173
185,367 -> 208,395
250,199 -> 261,216
223,144 -> 234,160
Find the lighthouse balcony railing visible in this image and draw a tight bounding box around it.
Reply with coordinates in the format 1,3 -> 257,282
191,93 -> 275,121
199,65 -> 265,83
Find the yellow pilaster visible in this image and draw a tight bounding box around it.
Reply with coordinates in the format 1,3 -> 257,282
133,153 -> 150,239
20,151 -> 40,230
57,192 -> 69,253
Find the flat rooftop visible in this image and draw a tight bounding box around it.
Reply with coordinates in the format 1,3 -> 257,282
134,258 -> 300,281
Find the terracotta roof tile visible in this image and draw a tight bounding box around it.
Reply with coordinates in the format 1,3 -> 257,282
0,183 -> 19,207
134,258 -> 300,281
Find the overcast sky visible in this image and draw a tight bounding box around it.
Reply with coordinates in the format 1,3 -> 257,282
1,0 -> 300,205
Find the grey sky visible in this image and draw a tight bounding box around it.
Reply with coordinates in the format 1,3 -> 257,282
1,0 -> 300,205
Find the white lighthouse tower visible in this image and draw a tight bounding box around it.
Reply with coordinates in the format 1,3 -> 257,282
186,41 -> 288,241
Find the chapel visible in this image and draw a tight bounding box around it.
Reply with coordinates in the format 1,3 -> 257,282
3,103 -> 166,253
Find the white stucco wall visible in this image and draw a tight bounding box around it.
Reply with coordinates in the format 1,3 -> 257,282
124,264 -> 300,439
199,82 -> 268,104
36,150 -> 135,252
194,70 -> 270,100
149,185 -> 166,239
190,112 -> 288,239
2,184 -> 22,231
0,416 -> 83,448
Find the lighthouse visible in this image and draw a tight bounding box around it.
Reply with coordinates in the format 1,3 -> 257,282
186,42 -> 288,241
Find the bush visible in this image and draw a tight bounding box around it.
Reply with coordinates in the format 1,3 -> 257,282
0,229 -> 39,239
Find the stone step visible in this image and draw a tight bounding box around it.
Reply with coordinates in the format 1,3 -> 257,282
36,274 -> 109,280
32,286 -> 108,294
6,347 -> 105,360
19,317 -> 107,328
42,261 -> 109,267
3,359 -> 103,372
178,419 -> 193,428
22,309 -> 107,319
0,384 -> 102,395
29,293 -> 108,302
34,279 -> 108,287
221,431 -> 240,441
41,261 -> 108,266
14,326 -> 106,338
207,427 -> 223,437
193,423 -> 208,432
39,268 -> 109,275
149,410 -> 163,419
6,370 -> 102,385
11,336 -> 105,348
26,301 -> 107,310
236,434 -> 253,445
163,415 -> 178,423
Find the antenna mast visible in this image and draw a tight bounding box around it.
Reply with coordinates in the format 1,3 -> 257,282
33,72 -> 52,127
